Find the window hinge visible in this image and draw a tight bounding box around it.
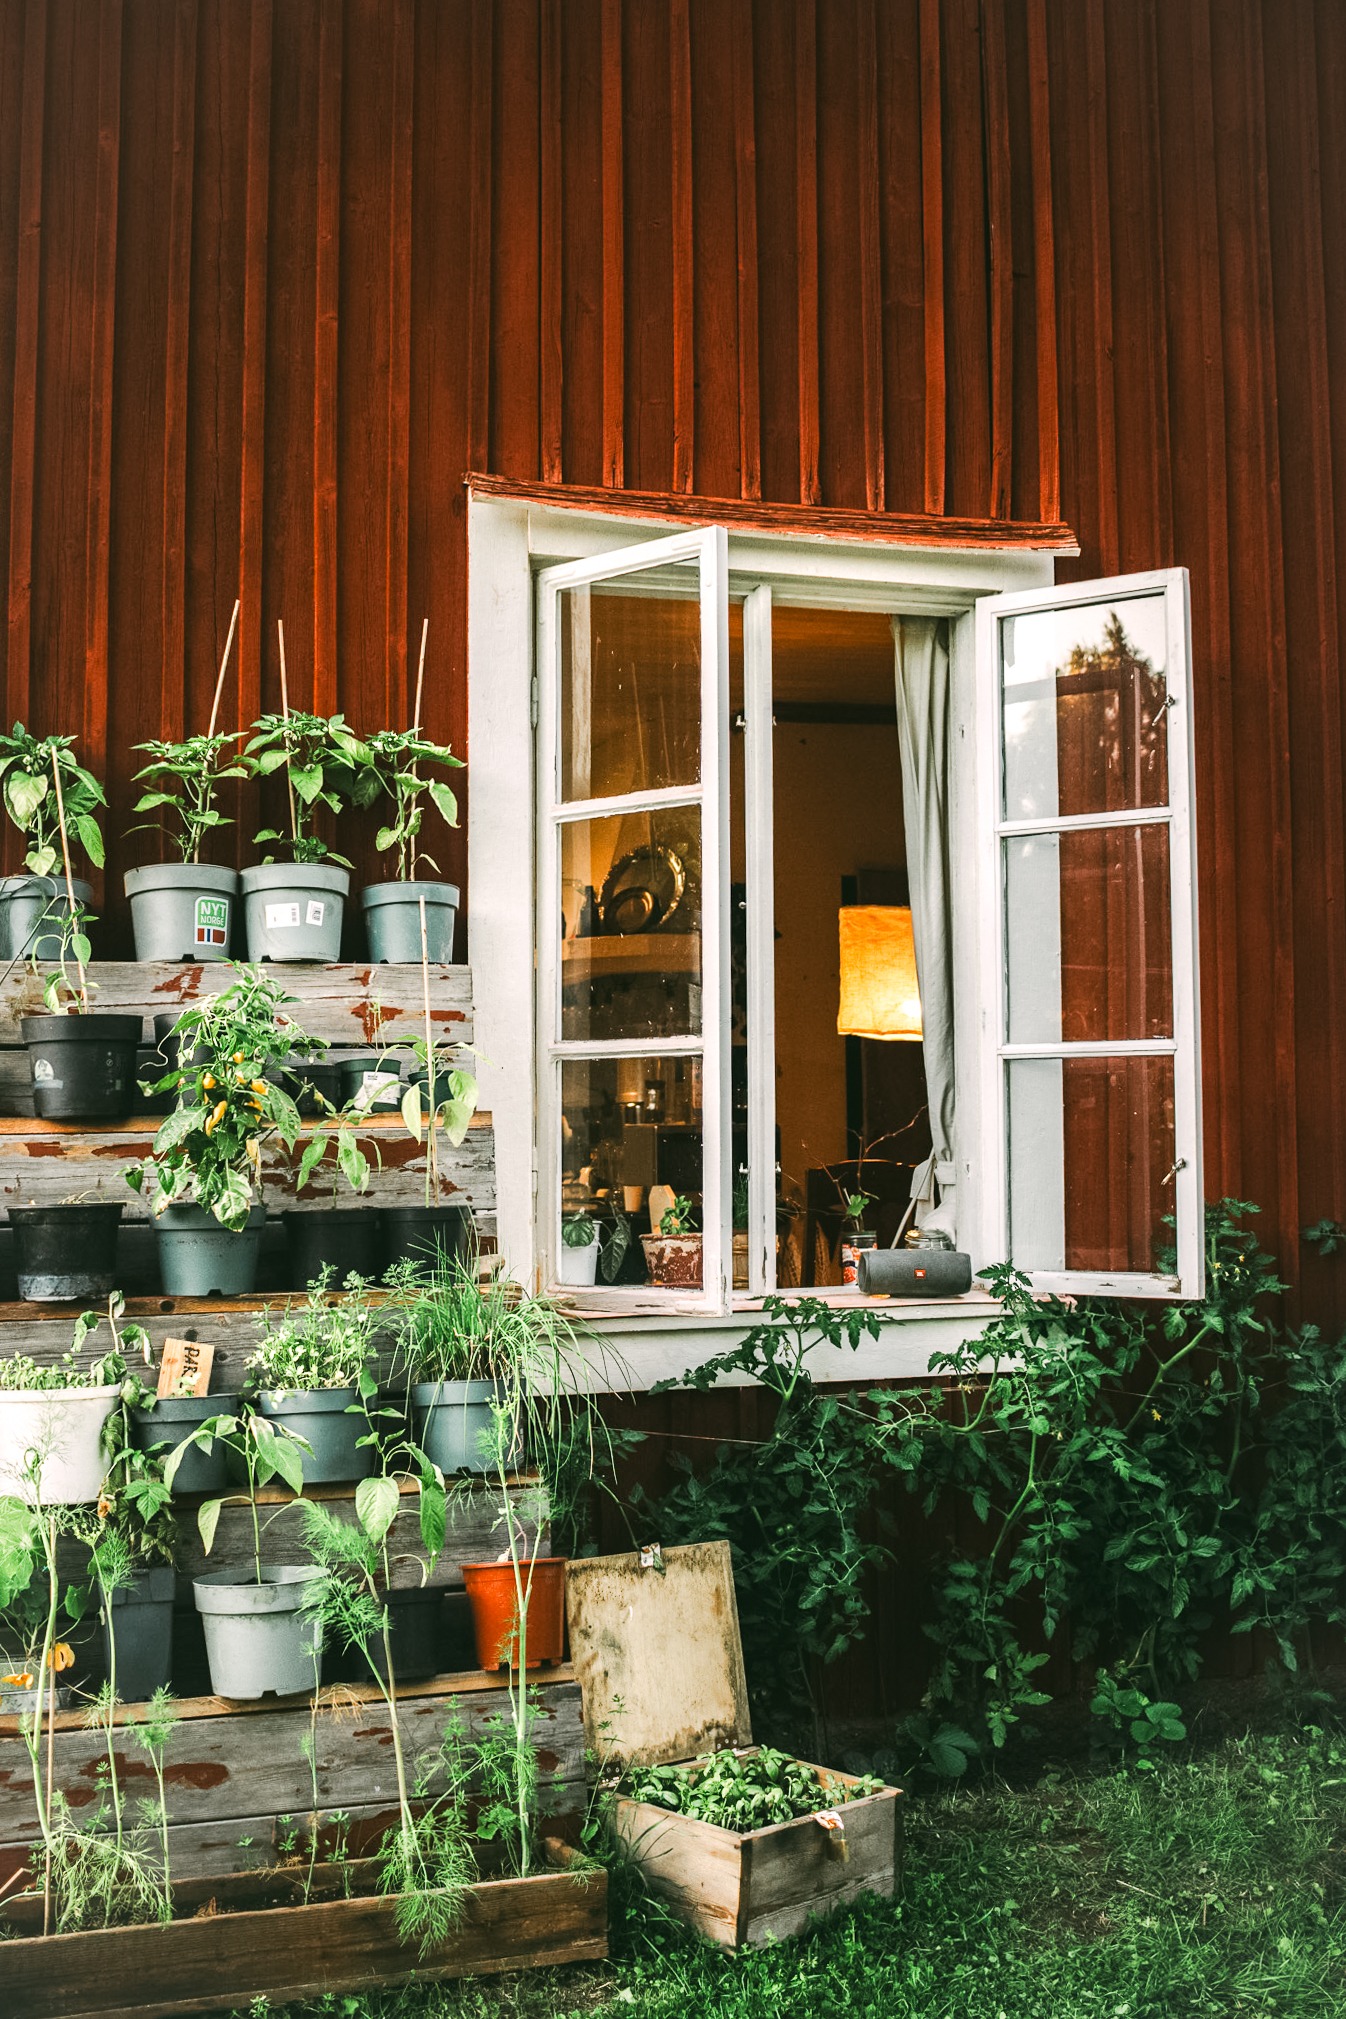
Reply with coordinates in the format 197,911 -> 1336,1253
530,675 -> 539,729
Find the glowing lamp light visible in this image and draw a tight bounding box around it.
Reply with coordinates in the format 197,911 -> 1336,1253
837,905 -> 923,1041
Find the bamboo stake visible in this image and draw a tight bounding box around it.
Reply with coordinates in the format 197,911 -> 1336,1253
277,619 -> 299,849
420,895 -> 438,1206
206,598 -> 241,740
50,750 -> 88,1010
412,616 -> 428,733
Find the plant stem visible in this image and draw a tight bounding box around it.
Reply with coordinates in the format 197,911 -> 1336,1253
96,1565 -> 124,1857
197,597 -> 241,863
419,900 -> 438,1209
50,749 -> 88,1011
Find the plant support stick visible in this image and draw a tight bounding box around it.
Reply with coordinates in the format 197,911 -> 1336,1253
50,748 -> 88,1010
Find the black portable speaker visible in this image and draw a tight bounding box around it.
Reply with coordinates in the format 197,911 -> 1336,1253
856,1247 -> 974,1297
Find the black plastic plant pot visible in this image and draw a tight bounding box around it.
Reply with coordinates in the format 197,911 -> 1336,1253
131,1391 -> 244,1495
100,1566 -> 176,1702
7,1202 -> 124,1302
380,1204 -> 470,1272
337,1053 -> 404,1112
151,1012 -> 211,1081
282,1208 -> 384,1287
324,1585 -> 446,1687
21,1013 -> 144,1121
266,1057 -> 343,1118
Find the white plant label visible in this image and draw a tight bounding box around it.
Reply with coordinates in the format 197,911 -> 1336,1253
305,900 -> 326,927
265,902 -> 301,930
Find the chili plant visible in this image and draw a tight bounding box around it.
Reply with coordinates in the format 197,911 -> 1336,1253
130,735 -> 248,865
244,709 -> 375,867
166,1409 -> 309,1586
0,726 -> 105,880
363,726 -> 463,883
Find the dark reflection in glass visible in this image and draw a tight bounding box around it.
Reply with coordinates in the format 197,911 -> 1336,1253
560,809 -> 703,1042
560,1055 -> 704,1285
560,582 -> 701,801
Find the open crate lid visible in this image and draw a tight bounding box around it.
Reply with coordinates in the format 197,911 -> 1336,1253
566,1539 -> 752,1770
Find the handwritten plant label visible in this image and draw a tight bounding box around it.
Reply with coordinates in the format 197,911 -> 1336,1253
157,1336 -> 215,1397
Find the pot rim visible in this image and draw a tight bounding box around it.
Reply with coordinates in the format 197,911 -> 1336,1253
460,1556 -> 568,1576
7,1202 -> 125,1224
124,862 -> 241,894
411,1377 -> 498,1405
132,1391 -> 242,1420
20,1013 -> 144,1040
360,879 -> 461,908
0,1382 -> 122,1404
192,1564 -> 324,1614
240,862 -> 351,894
256,1387 -> 361,1412
153,1202 -> 267,1232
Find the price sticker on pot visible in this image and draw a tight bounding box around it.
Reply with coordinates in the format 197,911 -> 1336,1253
305,900 -> 326,928
157,1337 -> 215,1397
264,902 -> 301,930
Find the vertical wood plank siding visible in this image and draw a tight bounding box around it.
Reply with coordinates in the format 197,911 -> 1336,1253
0,0 -> 1341,1326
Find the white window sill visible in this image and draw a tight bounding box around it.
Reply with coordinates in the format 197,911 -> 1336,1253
550,1287 -> 1004,1391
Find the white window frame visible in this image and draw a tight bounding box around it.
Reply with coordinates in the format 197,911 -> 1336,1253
974,567 -> 1202,1298
534,527 -> 731,1310
469,489 -> 1206,1330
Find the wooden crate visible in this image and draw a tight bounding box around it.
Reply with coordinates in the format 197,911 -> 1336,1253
0,1850 -> 607,2018
567,1541 -> 903,1949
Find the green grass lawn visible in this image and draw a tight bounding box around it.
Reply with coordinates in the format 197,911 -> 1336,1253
244,1725 -> 1346,2019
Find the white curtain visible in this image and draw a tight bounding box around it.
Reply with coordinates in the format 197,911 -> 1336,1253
893,617 -> 958,1238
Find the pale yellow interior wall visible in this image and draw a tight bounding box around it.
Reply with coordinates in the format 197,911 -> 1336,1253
772,721 -> 905,1196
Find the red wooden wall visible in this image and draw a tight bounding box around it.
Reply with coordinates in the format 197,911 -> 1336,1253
0,0 -> 1343,1320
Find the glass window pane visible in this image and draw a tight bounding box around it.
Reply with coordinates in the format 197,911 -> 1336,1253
1001,594 -> 1171,821
560,809 -> 702,1042
560,579 -> 702,801
560,1055 -> 704,1282
1005,824 -> 1173,1044
1008,1055 -> 1175,1273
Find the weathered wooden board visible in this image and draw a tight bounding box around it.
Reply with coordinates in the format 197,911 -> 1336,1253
0,962 -> 473,1048
0,1672 -> 585,1853
0,1863 -> 607,2019
0,1110 -> 495,1219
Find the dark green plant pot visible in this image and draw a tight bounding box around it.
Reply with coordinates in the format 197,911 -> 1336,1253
281,1209 -> 384,1287
361,881 -> 460,963
154,1203 -> 266,1297
411,1378 -> 500,1475
131,1391 -> 243,1495
324,1584 -> 446,1686
193,1566 -> 323,1698
101,1566 -> 176,1702
241,863 -> 348,962
267,1056 -> 343,1117
8,1202 -> 123,1301
380,1205 -> 470,1272
3,875 -> 93,962
124,862 -> 239,962
256,1387 -> 372,1485
22,1013 -> 143,1121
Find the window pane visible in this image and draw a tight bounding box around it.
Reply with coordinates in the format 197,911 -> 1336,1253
1001,594 -> 1170,821
560,581 -> 701,801
560,1055 -> 704,1279
1005,824 -> 1173,1044
1008,1055 -> 1175,1273
560,809 -> 702,1042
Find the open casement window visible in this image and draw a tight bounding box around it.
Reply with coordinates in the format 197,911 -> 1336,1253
977,568 -> 1203,1298
535,527 -> 731,1307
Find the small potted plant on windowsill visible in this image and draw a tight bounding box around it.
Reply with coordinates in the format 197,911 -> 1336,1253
360,625 -> 465,963
240,625 -> 376,962
640,1193 -> 702,1290
124,966 -> 318,1296
245,1269 -> 378,1486
558,1212 -> 601,1288
124,600 -> 247,962
839,1190 -> 877,1287
168,1406 -> 320,1698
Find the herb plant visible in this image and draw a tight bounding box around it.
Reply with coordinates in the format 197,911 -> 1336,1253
244,709 -> 375,867
562,1213 -> 598,1248
659,1194 -> 696,1237
247,1271 -> 379,1393
624,1747 -> 883,1831
363,726 -> 464,882
130,734 -> 248,864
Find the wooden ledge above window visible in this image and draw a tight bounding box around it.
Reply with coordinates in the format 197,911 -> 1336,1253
466,472 -> 1079,555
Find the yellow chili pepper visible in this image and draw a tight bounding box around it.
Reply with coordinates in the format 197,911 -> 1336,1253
202,1073 -> 216,1090
48,1642 -> 74,1673
204,1099 -> 228,1136
250,1080 -> 268,1096
233,1051 -> 245,1064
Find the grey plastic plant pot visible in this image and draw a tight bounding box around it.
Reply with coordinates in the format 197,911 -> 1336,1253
102,1566 -> 176,1702
411,1379 -> 504,1476
192,1566 -> 324,1699
8,1201 -> 123,1301
241,862 -> 348,962
3,875 -> 93,962
361,881 -> 460,963
131,1391 -> 243,1495
154,1203 -> 267,1297
256,1387 -> 372,1485
125,862 -> 239,962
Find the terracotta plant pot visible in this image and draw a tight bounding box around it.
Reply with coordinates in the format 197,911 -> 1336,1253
640,1232 -> 703,1290
461,1557 -> 567,1670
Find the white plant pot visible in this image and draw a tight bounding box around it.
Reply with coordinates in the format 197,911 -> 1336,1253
558,1240 -> 600,1287
0,1385 -> 120,1504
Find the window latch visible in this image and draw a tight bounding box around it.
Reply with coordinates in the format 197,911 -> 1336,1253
1162,1156 -> 1187,1187
1153,689 -> 1178,719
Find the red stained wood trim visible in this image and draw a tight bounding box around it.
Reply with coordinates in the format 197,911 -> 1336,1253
918,0 -> 944,515
600,0 -> 624,488
539,0 -> 563,485
1025,0 -> 1059,524
464,470 -> 1078,550
856,0 -> 884,512
160,0 -> 198,744
238,0 -> 271,737
1083,0 -> 1117,574
670,0 -> 694,494
312,0 -> 342,716
467,0 -> 493,473
81,0 -> 123,784
731,0 -> 760,501
5,0 -> 46,732
386,0 -> 414,723
980,0 -> 1011,520
795,0 -> 820,504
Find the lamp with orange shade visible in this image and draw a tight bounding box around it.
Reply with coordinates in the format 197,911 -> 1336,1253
836,905 -> 923,1042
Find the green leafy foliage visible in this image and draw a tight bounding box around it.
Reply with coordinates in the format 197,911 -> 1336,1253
247,1270 -> 379,1392
362,725 -> 464,882
130,733 -> 248,863
623,1746 -> 884,1832
0,724 -> 105,877
657,1194 -> 696,1237
244,709 -> 376,866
